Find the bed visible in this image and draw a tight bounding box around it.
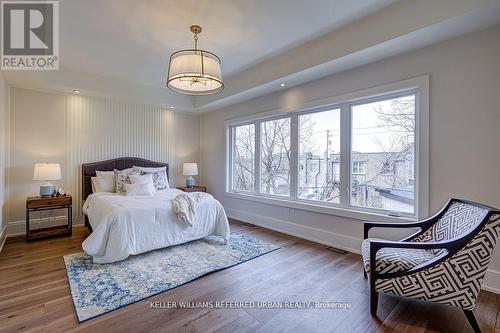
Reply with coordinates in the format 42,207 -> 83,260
81,157 -> 230,263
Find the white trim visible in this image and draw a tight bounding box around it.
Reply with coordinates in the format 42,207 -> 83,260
0,225 -> 6,254
227,207 -> 500,294
225,192 -> 415,223
226,207 -> 361,254
224,76 -> 429,126
483,270 -> 500,294
225,75 -> 430,220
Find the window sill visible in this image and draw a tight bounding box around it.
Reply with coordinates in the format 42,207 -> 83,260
224,192 -> 417,223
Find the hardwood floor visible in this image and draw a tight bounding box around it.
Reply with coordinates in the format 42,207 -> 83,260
0,220 -> 498,333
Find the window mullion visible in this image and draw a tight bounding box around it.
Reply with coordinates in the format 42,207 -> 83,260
254,121 -> 261,194
290,114 -> 298,200
228,126 -> 234,192
339,103 -> 351,208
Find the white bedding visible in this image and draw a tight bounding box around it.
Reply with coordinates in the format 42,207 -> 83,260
82,189 -> 230,263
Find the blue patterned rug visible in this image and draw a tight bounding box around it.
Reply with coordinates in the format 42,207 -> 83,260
63,232 -> 279,322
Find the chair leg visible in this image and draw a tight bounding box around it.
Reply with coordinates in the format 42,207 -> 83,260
370,278 -> 378,315
463,310 -> 481,333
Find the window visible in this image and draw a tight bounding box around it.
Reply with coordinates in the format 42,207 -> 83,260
352,161 -> 366,175
260,118 -> 291,196
227,78 -> 427,219
298,109 -> 340,203
232,124 -> 255,192
351,95 -> 415,214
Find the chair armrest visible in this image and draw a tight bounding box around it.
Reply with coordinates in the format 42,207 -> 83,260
368,239 -> 451,253
368,238 -> 461,280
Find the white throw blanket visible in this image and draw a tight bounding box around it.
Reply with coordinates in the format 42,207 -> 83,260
172,192 -> 214,226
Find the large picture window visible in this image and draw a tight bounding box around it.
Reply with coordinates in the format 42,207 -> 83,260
260,118 -> 291,196
298,109 -> 340,203
232,124 -> 255,192
227,80 -> 426,219
351,94 -> 415,214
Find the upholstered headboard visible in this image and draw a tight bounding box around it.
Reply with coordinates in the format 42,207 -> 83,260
81,157 -> 169,200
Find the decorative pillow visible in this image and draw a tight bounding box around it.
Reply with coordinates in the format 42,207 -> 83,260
129,174 -> 155,193
133,166 -> 169,191
95,170 -> 115,192
124,182 -> 154,196
114,168 -> 139,193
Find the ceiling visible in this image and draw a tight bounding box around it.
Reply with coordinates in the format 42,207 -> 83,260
3,0 -> 500,113
59,0 -> 397,86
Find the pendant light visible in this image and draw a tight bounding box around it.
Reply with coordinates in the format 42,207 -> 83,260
166,25 -> 224,95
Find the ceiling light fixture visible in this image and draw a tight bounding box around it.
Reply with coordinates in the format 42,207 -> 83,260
166,25 -> 224,96
169,106 -> 174,109
280,83 -> 286,87
73,89 -> 80,94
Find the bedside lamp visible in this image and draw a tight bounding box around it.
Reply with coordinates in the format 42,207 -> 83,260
33,163 -> 61,197
183,163 -> 198,188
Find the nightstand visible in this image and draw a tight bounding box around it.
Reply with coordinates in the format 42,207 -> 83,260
176,186 -> 207,193
26,195 -> 72,241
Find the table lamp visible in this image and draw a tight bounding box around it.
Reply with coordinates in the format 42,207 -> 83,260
33,163 -> 61,197
183,163 -> 198,188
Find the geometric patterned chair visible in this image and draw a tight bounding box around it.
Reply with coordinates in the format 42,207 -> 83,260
362,198 -> 500,333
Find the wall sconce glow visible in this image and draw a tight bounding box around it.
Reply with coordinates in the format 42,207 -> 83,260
73,89 -> 80,94
167,25 -> 224,96
280,83 -> 286,87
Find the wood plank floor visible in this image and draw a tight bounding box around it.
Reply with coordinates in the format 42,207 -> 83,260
0,220 -> 498,333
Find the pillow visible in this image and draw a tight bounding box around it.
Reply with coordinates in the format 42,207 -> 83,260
96,170 -> 114,178
91,177 -> 109,193
114,168 -> 139,193
124,182 -> 154,196
91,177 -> 98,193
129,174 -> 155,193
95,170 -> 115,192
134,166 -> 169,191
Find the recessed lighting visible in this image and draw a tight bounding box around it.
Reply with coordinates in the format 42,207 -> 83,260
280,83 -> 286,87
169,106 -> 175,109
73,89 -> 80,94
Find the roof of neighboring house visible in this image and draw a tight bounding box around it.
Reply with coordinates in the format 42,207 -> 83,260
375,186 -> 414,204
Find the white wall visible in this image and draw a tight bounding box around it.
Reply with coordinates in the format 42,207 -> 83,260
200,25 -> 500,291
0,72 -> 8,251
7,88 -> 200,232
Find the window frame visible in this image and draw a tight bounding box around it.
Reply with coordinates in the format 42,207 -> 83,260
230,122 -> 256,194
259,115 -> 292,197
225,76 -> 429,221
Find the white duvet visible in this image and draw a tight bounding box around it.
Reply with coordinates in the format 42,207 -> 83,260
82,189 -> 230,263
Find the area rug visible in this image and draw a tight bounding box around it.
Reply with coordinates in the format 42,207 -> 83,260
63,232 -> 279,322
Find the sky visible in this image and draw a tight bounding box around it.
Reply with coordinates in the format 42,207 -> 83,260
300,95 -> 415,154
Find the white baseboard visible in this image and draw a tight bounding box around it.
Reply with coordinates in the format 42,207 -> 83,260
482,270 -> 500,294
6,216 -> 84,237
0,225 -> 6,254
226,207 -> 362,254
226,207 -> 500,295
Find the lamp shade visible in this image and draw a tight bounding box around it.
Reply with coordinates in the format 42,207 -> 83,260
183,163 -> 198,176
33,163 -> 61,181
167,50 -> 223,95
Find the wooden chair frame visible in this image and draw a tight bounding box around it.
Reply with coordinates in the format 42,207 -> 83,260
363,198 -> 500,333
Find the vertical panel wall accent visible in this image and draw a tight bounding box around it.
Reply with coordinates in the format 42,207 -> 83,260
0,74 -> 9,250
67,95 -> 174,218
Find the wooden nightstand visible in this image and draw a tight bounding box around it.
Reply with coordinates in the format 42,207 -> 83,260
176,186 -> 207,193
26,195 -> 72,241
